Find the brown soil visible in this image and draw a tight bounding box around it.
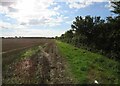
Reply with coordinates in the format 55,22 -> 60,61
42,40 -> 74,84
15,59 -> 35,80
3,39 -> 74,84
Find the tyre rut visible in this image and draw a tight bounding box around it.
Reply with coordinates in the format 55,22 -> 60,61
3,39 -> 74,84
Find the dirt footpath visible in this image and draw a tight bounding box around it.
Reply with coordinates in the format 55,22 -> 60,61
3,39 -> 74,84
41,40 -> 74,84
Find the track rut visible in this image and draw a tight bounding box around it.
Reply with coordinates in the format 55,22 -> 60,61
3,39 -> 74,84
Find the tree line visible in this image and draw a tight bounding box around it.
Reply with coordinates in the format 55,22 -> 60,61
56,1 -> 120,60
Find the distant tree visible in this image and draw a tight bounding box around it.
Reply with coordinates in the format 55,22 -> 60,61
15,36 -> 17,38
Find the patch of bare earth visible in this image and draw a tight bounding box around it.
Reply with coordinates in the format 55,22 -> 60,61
3,39 -> 74,84
43,40 -> 74,84
14,59 -> 35,82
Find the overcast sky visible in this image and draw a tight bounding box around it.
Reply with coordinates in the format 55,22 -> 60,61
0,0 -> 114,37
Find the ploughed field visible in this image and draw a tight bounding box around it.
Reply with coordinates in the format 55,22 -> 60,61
2,38 -> 49,52
2,38 -> 119,84
2,38 -> 74,84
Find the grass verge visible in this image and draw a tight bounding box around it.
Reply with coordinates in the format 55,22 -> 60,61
56,40 -> 119,84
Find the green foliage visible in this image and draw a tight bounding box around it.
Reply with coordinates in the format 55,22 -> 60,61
57,1 -> 120,60
21,47 -> 40,59
111,1 -> 120,15
56,41 -> 119,84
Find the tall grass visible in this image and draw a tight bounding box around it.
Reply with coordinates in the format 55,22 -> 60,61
56,40 -> 119,84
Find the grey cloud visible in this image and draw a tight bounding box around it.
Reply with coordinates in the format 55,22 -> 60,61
0,2 -> 14,6
0,26 -> 8,29
8,7 -> 18,12
29,19 -> 46,25
0,0 -> 18,13
0,0 -> 16,3
0,0 -> 16,6
20,22 -> 27,25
